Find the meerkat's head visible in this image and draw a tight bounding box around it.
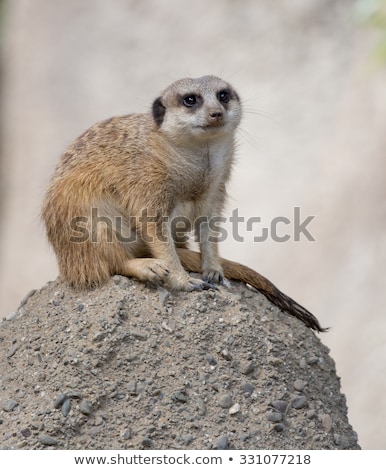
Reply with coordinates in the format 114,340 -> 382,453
152,75 -> 242,143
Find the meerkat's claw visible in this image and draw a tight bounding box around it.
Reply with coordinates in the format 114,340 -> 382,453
203,269 -> 224,285
186,278 -> 218,292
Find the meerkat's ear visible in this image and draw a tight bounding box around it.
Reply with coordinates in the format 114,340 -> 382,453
152,97 -> 166,127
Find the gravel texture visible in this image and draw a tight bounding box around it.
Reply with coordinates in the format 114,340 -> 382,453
0,275 -> 360,450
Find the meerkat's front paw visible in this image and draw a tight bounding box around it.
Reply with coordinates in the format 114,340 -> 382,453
122,258 -> 170,285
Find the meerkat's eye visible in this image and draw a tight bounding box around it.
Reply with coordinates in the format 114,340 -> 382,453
218,90 -> 230,104
182,95 -> 197,107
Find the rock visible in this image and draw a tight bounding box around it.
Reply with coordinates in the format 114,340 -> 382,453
20,428 -> 31,437
66,390 -> 83,400
182,434 -> 194,445
292,396 -> 308,409
221,349 -> 232,361
62,398 -> 71,417
142,437 -> 152,448
270,400 -> 289,414
307,409 -> 317,419
132,331 -> 148,341
322,414 -> 333,433
157,287 -> 170,307
273,423 -> 285,432
206,354 -> 217,366
294,379 -> 307,392
240,360 -> 255,375
242,383 -> 254,395
53,393 -> 67,409
173,391 -> 188,403
229,403 -> 240,415
2,399 -> 18,412
216,436 -> 229,450
121,429 -> 132,440
218,393 -> 233,409
128,380 -> 137,395
196,398 -> 206,416
38,434 -> 58,446
6,344 -> 18,359
267,412 -> 283,423
79,401 -> 92,415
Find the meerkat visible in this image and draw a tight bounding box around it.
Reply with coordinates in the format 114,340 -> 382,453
42,75 -> 325,332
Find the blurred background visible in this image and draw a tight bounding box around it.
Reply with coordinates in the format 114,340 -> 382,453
0,0 -> 385,449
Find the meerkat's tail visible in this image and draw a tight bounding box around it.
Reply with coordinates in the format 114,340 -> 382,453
176,248 -> 327,333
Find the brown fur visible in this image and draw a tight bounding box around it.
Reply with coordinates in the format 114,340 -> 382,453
42,76 -> 325,331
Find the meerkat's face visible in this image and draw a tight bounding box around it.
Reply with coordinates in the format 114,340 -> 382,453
152,75 -> 242,142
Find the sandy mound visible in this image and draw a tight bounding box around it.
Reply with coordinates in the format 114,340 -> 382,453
0,276 -> 359,449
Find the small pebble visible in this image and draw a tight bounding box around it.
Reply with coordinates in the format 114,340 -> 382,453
322,414 -> 333,433
142,437 -> 152,448
161,321 -> 174,333
79,401 -> 92,415
218,393 -> 233,409
19,289 -> 37,308
128,380 -> 137,395
54,393 -> 68,409
89,427 -> 101,437
158,287 -> 170,307
229,403 -> 240,415
307,356 -> 320,365
197,398 -> 206,416
182,434 -> 194,445
242,383 -> 254,395
294,379 -> 307,392
270,400 -> 289,414
66,390 -> 83,400
216,436 -> 229,450
292,396 -> 308,409
94,416 -> 104,426
206,354 -> 217,366
5,311 -> 18,321
2,399 -> 19,412
20,428 -> 31,438
306,409 -> 316,419
121,429 -> 132,440
38,434 -> 58,446
267,412 -> 283,423
62,398 -> 71,417
173,391 -> 187,403
240,360 -> 255,375
221,349 -> 232,361
273,423 -> 285,432
6,344 -> 18,359
132,331 -> 148,341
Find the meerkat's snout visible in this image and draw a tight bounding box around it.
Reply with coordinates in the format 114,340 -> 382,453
208,110 -> 223,121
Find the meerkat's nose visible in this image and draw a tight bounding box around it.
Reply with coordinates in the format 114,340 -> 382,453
208,110 -> 223,122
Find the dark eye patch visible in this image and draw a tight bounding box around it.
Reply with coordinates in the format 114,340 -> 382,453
182,94 -> 198,107
217,88 -> 231,104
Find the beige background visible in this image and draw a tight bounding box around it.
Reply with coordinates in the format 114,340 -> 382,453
1,0 -> 385,449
